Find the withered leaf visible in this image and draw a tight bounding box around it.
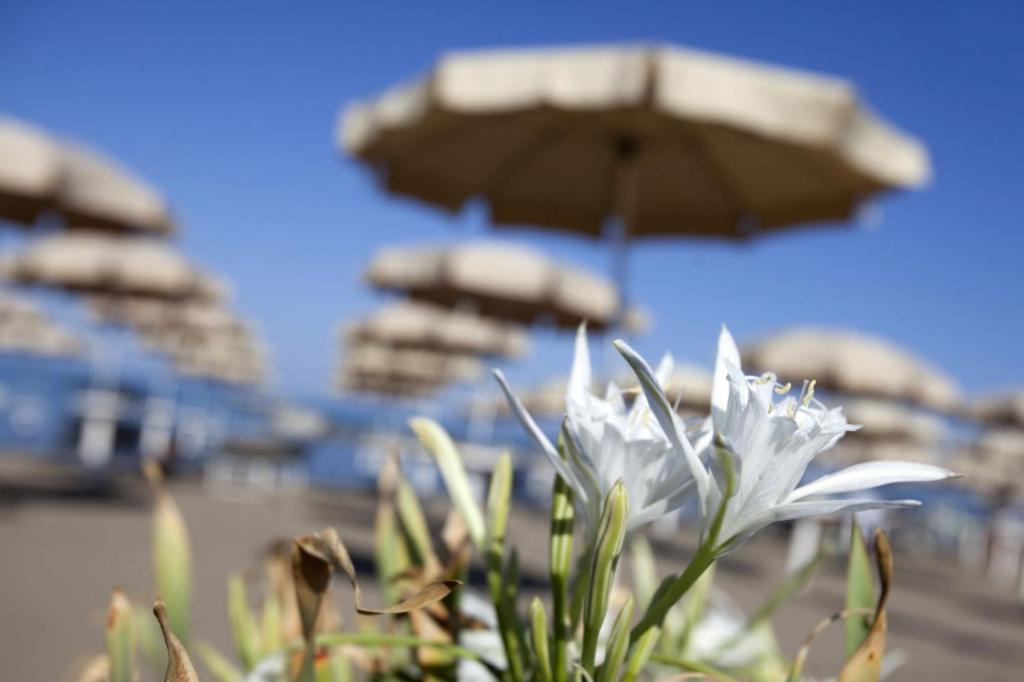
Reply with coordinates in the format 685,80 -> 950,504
838,529 -> 893,682
153,600 -> 199,682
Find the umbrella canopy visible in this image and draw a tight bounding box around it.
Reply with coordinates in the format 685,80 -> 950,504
743,327 -> 962,412
972,392 -> 1024,429
341,44 -> 928,238
87,295 -> 246,337
0,116 -> 175,234
342,300 -> 528,358
842,399 -> 947,445
0,292 -> 84,357
366,241 -> 625,329
0,232 -> 220,300
340,342 -> 483,385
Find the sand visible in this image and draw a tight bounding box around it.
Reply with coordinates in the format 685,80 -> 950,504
1,467 -> 1021,681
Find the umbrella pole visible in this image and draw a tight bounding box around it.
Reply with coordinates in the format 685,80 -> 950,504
609,136 -> 639,334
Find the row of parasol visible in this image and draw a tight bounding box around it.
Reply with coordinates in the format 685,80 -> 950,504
332,42 -> 930,398
0,116 -> 268,385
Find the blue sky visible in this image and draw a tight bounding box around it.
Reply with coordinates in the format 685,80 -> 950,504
2,1 -> 1022,398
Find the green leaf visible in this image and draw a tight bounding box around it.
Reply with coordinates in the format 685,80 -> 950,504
651,653 -> 738,682
530,598 -> 554,682
149,475 -> 192,644
630,537 -> 658,613
597,596 -> 634,682
622,627 -> 660,682
375,454 -> 412,607
106,589 -> 135,682
718,555 -> 819,653
228,574 -> 262,670
395,476 -> 440,572
581,481 -> 628,673
260,592 -> 281,657
485,452 -> 526,680
409,417 -> 486,547
844,520 -> 875,658
196,642 -> 244,682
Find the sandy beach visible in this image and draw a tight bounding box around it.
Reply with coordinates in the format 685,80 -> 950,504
1,468 -> 1021,681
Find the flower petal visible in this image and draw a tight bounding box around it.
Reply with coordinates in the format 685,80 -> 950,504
493,369 -> 583,496
785,461 -> 958,503
721,498 -> 921,553
614,339 -> 710,515
712,325 -> 741,428
567,322 -> 591,409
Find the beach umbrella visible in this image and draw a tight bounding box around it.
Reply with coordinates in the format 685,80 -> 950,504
842,399 -> 948,445
342,342 -> 483,384
743,327 -> 962,412
0,231 -> 220,300
342,300 -> 528,358
365,241 -> 630,330
0,116 -> 175,233
0,292 -> 84,357
87,295 -> 247,339
973,392 -> 1024,429
340,44 -> 928,303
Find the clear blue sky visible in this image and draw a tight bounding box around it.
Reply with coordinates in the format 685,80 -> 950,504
2,1 -> 1022,398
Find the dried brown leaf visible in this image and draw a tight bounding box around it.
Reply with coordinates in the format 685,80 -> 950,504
153,600 -> 199,682
838,530 -> 893,682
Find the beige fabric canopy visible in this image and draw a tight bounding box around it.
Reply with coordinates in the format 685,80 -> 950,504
0,116 -> 175,234
342,300 -> 528,358
341,44 -> 928,238
340,342 -> 483,385
87,295 -> 246,337
0,292 -> 83,357
842,399 -> 947,445
0,232 -> 220,300
743,327 -> 962,412
366,241 -> 626,330
972,392 -> 1024,429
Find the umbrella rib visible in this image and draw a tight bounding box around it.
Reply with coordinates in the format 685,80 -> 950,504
670,126 -> 755,231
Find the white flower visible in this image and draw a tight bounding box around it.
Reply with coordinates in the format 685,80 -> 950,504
616,326 -> 957,552
494,324 -> 694,533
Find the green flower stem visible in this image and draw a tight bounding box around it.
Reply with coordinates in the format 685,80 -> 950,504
630,544 -> 716,646
549,455 -> 575,682
622,627 -> 660,682
631,444 -> 737,646
530,598 -> 554,682
650,653 -> 738,682
596,597 -> 634,682
486,453 -> 526,681
581,483 -> 628,674
310,632 -> 485,663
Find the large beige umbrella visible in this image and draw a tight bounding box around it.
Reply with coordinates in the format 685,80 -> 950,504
972,392 -> 1024,429
341,44 -> 927,239
0,116 -> 175,233
743,327 -> 962,412
341,342 -> 483,384
366,241 -> 627,330
842,398 -> 947,445
0,292 -> 84,357
0,232 -> 220,300
342,300 -> 528,358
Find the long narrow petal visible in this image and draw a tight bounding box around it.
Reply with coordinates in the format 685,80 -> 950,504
712,325 -> 741,427
614,340 -> 709,514
722,498 -> 921,552
567,323 -> 591,407
785,461 -> 958,504
493,370 -> 582,494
